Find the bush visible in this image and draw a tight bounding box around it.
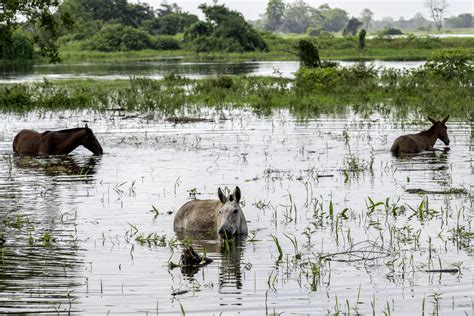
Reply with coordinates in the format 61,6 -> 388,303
84,24 -> 154,51
379,27 -> 403,36
153,36 -> 181,50
420,50 -> 473,81
1,31 -> 34,61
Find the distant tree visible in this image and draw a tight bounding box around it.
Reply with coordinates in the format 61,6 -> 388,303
281,0 -> 318,34
319,5 -> 349,32
342,17 -> 363,36
444,13 -> 472,28
358,29 -> 366,49
264,0 -> 286,31
360,8 -> 374,29
424,0 -> 448,31
0,0 -> 72,62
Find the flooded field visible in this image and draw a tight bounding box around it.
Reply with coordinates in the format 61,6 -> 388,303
0,109 -> 472,315
0,60 -> 424,83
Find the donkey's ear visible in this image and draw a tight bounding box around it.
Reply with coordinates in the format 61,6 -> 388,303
427,116 -> 437,124
232,186 -> 241,203
441,115 -> 449,124
218,188 -> 227,204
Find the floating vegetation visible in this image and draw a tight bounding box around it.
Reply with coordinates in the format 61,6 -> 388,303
405,187 -> 468,195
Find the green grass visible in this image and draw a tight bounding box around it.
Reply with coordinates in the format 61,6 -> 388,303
52,35 -> 474,64
0,63 -> 471,121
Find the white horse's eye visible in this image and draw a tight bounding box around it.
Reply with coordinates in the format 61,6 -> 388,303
233,209 -> 238,214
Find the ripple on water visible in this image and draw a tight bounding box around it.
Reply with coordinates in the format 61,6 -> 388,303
0,109 -> 471,314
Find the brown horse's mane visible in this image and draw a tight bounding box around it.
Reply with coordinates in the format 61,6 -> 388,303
55,127 -> 87,134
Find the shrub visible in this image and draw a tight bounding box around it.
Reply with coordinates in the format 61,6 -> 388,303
84,24 -> 154,51
379,27 -> 403,36
1,31 -> 34,61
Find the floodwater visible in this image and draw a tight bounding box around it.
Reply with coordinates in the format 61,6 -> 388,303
0,109 -> 472,315
0,60 -> 424,83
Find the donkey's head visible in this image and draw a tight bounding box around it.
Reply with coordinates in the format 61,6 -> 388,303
83,124 -> 103,155
217,186 -> 247,237
428,115 -> 450,146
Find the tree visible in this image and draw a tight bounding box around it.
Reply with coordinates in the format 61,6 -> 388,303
184,4 -> 267,52
319,5 -> 348,32
342,17 -> 363,36
358,29 -> 366,49
360,8 -> 374,29
424,0 -> 448,31
297,39 -> 320,68
445,13 -> 472,28
264,0 -> 286,31
0,0 -> 71,62
281,0 -> 318,34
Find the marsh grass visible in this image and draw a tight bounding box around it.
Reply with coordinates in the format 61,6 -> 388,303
1,55 -> 471,120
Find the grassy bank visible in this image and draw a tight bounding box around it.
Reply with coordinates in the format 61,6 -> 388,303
55,35 -> 474,64
1,55 -> 472,120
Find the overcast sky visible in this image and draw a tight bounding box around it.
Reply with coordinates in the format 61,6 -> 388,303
133,0 -> 472,21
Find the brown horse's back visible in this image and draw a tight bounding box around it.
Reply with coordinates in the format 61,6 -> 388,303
390,134 -> 430,154
13,129 -> 47,156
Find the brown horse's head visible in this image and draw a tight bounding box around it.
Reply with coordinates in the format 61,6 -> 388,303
428,115 -> 450,146
83,125 -> 103,155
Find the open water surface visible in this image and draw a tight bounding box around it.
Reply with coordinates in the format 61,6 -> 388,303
0,60 -> 425,83
0,109 -> 472,314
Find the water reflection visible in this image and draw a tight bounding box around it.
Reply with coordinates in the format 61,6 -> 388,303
0,155 -> 99,313
175,232 -> 246,290
0,60 -> 425,83
14,155 -> 100,178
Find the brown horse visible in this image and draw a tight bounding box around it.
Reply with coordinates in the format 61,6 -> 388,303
390,116 -> 450,155
13,125 -> 103,156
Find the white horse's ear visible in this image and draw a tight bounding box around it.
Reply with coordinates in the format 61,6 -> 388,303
427,116 -> 437,124
441,115 -> 449,124
218,188 -> 227,204
232,186 -> 241,203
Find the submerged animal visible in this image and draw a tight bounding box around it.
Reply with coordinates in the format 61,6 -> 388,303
174,187 -> 248,237
13,124 -> 103,156
390,116 -> 450,154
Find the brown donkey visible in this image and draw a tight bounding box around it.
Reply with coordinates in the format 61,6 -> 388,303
13,124 -> 103,156
390,116 -> 450,154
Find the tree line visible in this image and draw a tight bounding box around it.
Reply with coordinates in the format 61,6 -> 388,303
258,0 -> 471,35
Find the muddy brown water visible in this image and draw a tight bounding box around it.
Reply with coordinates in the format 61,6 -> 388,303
0,109 -> 471,315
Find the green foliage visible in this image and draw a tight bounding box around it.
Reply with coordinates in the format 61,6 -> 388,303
297,40 -> 321,68
358,29 -> 366,49
184,4 -> 267,53
342,17 -> 363,36
144,13 -> 198,35
280,0 -> 317,34
0,59 -> 471,120
420,50 -> 473,81
0,0 -> 71,62
1,31 -> 34,61
78,0 -> 154,27
379,27 -> 403,36
264,0 -> 286,31
83,24 -> 180,51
